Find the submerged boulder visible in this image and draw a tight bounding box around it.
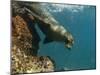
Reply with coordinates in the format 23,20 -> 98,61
11,15 -> 54,74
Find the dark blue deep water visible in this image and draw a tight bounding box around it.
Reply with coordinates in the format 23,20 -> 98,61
36,4 -> 96,71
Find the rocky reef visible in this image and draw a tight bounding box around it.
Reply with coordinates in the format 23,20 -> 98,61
11,15 -> 54,74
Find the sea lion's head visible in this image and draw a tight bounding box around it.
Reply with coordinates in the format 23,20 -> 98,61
64,32 -> 74,49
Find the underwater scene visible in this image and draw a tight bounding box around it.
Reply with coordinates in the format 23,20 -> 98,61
11,0 -> 96,74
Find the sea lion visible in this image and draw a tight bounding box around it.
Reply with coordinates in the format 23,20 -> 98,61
13,1 -> 74,49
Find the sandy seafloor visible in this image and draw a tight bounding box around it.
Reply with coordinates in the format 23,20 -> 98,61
34,3 -> 96,71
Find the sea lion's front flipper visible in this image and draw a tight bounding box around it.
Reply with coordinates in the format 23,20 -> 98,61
43,37 -> 53,44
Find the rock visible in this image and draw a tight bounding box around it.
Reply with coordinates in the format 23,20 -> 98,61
11,15 -> 54,74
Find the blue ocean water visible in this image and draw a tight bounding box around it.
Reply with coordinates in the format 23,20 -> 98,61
37,4 -> 96,71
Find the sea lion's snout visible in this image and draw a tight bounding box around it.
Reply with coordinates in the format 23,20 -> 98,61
65,34 -> 74,49
65,39 -> 74,49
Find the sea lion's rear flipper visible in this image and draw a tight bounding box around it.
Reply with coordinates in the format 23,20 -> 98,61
43,37 -> 53,44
